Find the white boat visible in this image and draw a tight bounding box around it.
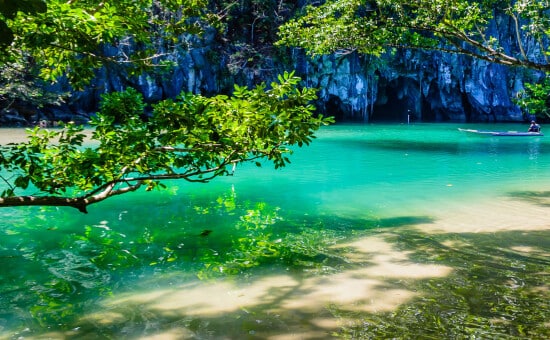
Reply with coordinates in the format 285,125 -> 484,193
458,128 -> 543,137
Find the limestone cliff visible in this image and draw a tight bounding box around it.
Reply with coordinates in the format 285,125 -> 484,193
66,9 -> 537,124
64,46 -> 529,124
2,5 -> 542,126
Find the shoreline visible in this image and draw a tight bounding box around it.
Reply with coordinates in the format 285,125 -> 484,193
0,127 -> 93,145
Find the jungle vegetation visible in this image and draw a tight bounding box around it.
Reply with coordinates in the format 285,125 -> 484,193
278,0 -> 550,119
0,0 -> 332,212
278,0 -> 550,72
0,2 -> 548,338
2,0 -> 550,209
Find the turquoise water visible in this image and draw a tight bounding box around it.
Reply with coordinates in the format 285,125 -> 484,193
1,123 -> 549,339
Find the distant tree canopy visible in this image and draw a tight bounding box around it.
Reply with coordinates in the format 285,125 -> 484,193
0,0 -> 47,48
0,1 -> 333,211
1,0 -> 214,89
0,72 -> 331,212
515,78 -> 550,118
278,0 -> 550,73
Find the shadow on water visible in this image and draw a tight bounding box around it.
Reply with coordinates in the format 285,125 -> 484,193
345,134 -> 549,156
0,198 -> 437,339
508,190 -> 550,207
375,215 -> 434,228
357,139 -> 464,154
335,228 -> 550,339
286,214 -> 435,233
1,200 -> 548,339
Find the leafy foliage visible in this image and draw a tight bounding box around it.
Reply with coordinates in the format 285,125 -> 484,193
0,1 -> 335,210
515,77 -> 550,119
2,0 -> 212,88
0,62 -> 67,113
0,72 -> 333,212
277,0 -> 550,72
0,0 -> 46,48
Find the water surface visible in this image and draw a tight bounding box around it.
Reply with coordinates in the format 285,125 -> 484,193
0,123 -> 549,339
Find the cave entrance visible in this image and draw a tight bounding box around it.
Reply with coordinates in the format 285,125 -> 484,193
370,86 -> 410,123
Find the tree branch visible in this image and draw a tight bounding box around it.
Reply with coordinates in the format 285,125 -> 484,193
0,148 -> 267,213
390,23 -> 550,72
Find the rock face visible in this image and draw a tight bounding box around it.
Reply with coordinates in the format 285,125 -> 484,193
288,10 -> 541,123
4,11 -> 541,125
65,44 -> 528,124
299,49 -> 526,123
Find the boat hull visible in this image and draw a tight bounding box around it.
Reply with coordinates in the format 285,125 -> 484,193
458,128 -> 543,137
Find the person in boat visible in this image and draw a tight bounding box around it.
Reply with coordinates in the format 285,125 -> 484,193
528,120 -> 541,133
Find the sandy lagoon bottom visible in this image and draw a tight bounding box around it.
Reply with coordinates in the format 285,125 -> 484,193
4,195 -> 547,340
1,123 -> 549,339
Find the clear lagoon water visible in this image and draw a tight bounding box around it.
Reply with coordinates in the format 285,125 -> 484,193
0,123 -> 549,339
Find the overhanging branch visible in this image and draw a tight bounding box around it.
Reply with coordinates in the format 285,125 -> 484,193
0,180 -> 144,213
395,23 -> 550,72
0,149 -> 268,213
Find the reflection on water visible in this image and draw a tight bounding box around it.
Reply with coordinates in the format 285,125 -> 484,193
0,123 -> 549,339
524,139 -> 542,160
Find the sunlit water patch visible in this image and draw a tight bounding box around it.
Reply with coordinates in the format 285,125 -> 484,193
0,123 -> 549,339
